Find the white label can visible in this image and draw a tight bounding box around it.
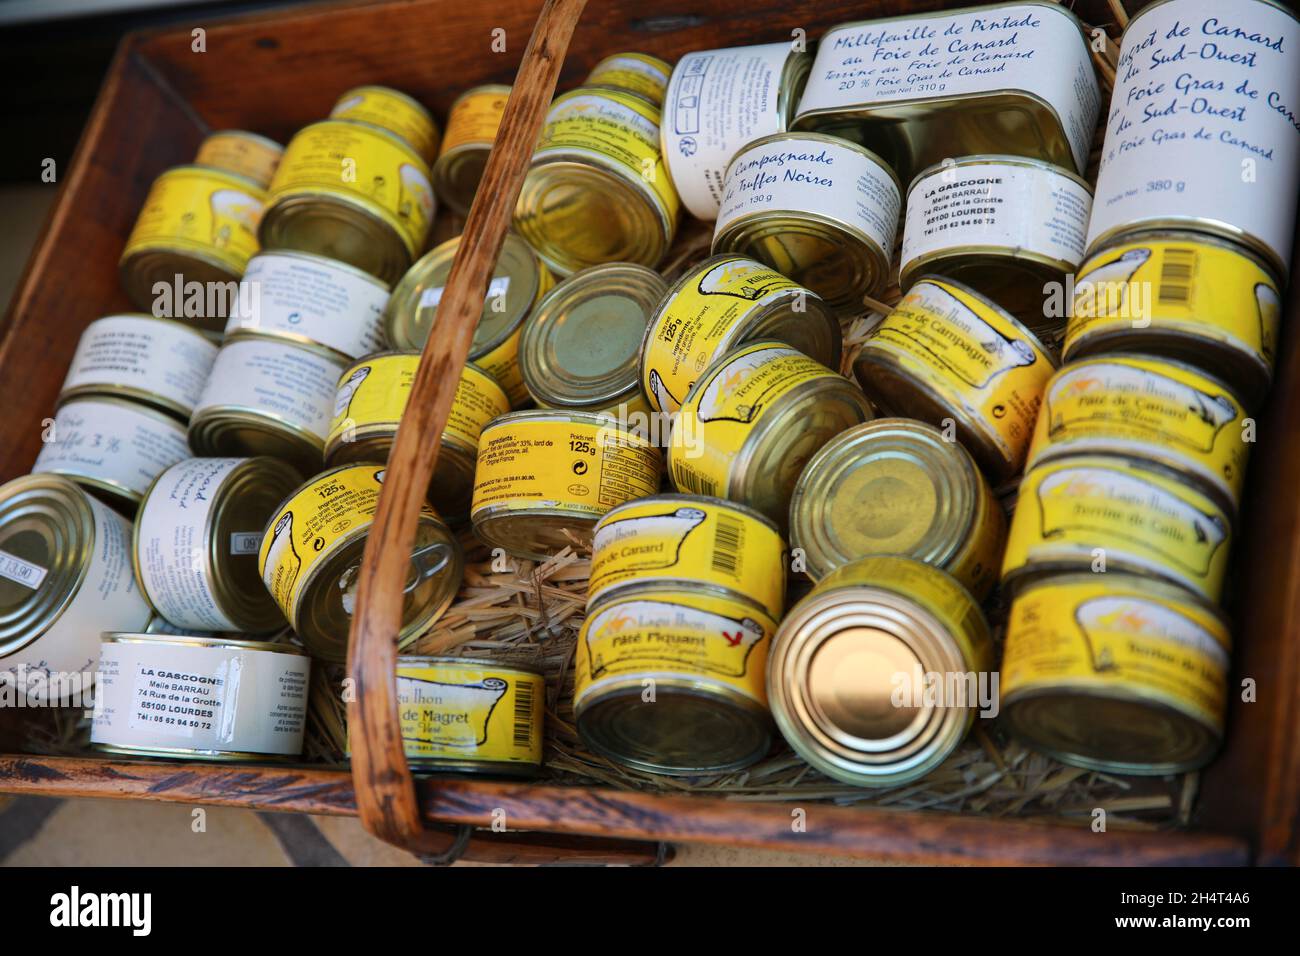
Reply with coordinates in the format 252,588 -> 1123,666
228,251 -> 390,360
59,313 -> 218,419
33,397 -> 191,507
662,43 -> 809,219
91,634 -> 310,758
1086,0 -> 1300,278
901,155 -> 1093,287
795,2 -> 1101,176
0,477 -> 151,699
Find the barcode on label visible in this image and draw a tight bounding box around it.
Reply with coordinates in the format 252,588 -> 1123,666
672,465 -> 718,497
230,532 -> 262,555
1158,248 -> 1196,306
711,512 -> 743,578
0,548 -> 47,590
512,679 -> 534,748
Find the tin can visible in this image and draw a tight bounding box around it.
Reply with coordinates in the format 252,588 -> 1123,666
119,165 -> 266,332
585,52 -> 673,106
384,233 -> 550,407
575,584 -> 777,775
515,86 -> 680,275
1000,573 -> 1230,774
793,2 -> 1101,182
329,84 -> 440,162
432,84 -> 510,215
259,463 -> 463,662
852,276 -> 1057,481
194,130 -> 284,190
900,155 -> 1093,331
712,132 -> 901,310
91,633 -> 310,760
590,494 -> 787,619
0,475 -> 151,698
134,457 -> 300,633
1086,0 -> 1300,280
640,254 -> 842,414
392,656 -> 544,776
33,397 -> 191,512
326,353 -> 509,519
58,313 -> 218,420
1027,355 -> 1250,514
189,334 -> 346,475
471,410 -> 663,560
1065,232 -> 1282,410
662,43 -> 811,220
260,120 -> 435,285
143,613 -> 210,637
670,341 -> 873,525
1002,455 -> 1232,603
767,555 -> 994,787
227,250 -> 390,361
519,263 -> 667,415
789,418 -> 1006,599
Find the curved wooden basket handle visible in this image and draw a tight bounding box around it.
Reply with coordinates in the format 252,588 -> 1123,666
346,0 -> 588,856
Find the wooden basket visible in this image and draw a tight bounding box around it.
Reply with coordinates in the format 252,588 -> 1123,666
2,0 -> 1297,867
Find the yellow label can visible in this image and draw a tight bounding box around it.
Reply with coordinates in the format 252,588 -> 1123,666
262,120 -> 435,284
326,353 -> 509,519
1000,573 -> 1230,774
585,52 -> 672,105
119,166 -> 265,319
1065,232 -> 1282,410
852,276 -> 1057,481
259,464 -> 462,662
471,410 -> 663,560
668,340 -> 873,525
394,656 -> 544,776
590,494 -> 786,619
1002,455 -> 1232,603
1027,354 -> 1249,513
433,84 -> 510,215
515,87 -> 680,274
640,254 -> 842,414
574,585 -> 776,775
330,85 -> 440,161
194,130 -> 284,190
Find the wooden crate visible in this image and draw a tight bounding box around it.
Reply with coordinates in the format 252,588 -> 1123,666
1,0 -> 1297,866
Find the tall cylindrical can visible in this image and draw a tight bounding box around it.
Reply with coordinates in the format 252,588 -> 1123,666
1086,0 -> 1300,279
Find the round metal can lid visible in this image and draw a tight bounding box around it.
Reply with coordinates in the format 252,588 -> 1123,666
188,405 -> 325,479
473,506 -> 601,562
520,262 -> 667,409
384,233 -> 541,353
789,418 -> 979,580
118,248 -> 242,334
293,499 -> 463,662
767,567 -> 975,785
515,156 -> 671,275
576,678 -> 772,776
198,457 -> 301,633
778,51 -> 813,128
0,475 -> 96,657
258,190 -> 412,287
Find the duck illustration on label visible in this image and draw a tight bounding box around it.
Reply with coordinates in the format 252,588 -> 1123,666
1255,281 -> 1280,363
398,163 -> 435,233
1073,247 -> 1152,319
592,506 -> 707,575
697,258 -> 793,302
262,510 -> 302,601
583,598 -> 767,680
397,675 -> 509,748
693,347 -> 793,425
1074,595 -> 1228,675
333,365 -> 371,420
209,188 -> 262,249
646,368 -> 683,415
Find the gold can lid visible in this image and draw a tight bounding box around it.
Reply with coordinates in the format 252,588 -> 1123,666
383,233 -> 542,355
432,85 -> 512,217
188,406 -> 325,479
789,418 -> 980,581
118,248 -> 242,335
0,475 -> 97,657
289,473 -> 464,662
520,262 -> 667,409
258,190 -> 412,288
767,555 -> 979,786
